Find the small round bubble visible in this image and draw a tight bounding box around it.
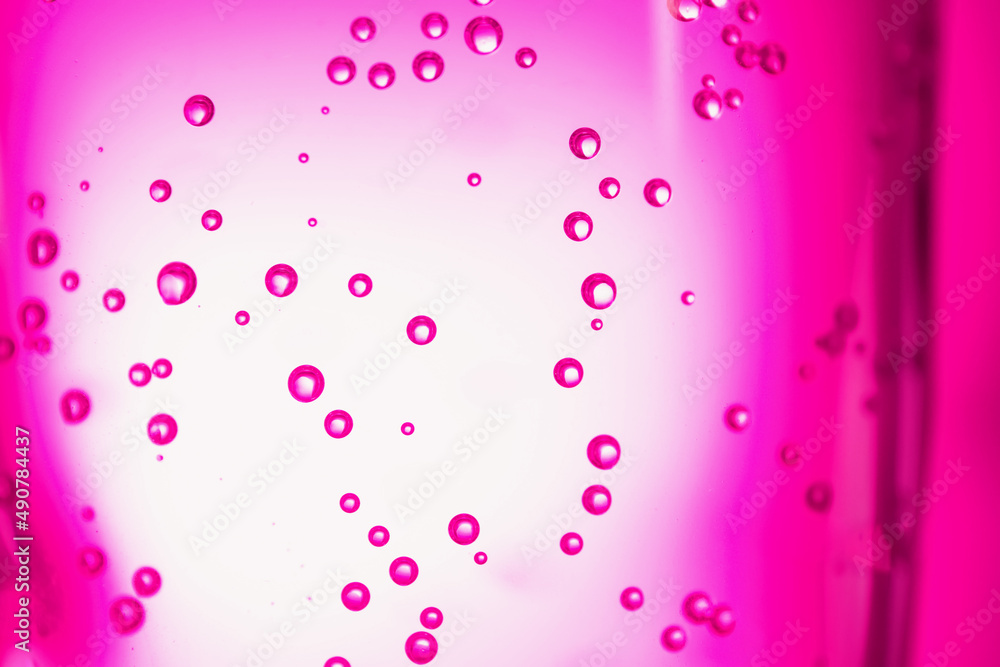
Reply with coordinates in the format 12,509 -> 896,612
149,179 -> 171,202
183,94 -> 215,126
464,16 -> 503,55
421,12 -> 448,39
368,63 -> 396,89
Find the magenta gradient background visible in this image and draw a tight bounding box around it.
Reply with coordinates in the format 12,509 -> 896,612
1,1 -> 998,666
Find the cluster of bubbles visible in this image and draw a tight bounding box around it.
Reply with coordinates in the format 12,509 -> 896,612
325,498 -> 481,663
552,128 -> 674,388
325,12 -> 534,94
651,590 -> 736,652
668,0 -> 787,119
129,358 -> 172,387
80,546 -> 162,637
694,74 -> 743,120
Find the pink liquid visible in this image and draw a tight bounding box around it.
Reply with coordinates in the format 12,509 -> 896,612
1,1 -> 999,666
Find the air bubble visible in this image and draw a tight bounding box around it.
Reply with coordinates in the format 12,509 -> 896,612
202,209 -> 222,231
132,567 -> 162,597
109,597 -> 145,635
389,556 -> 419,586
288,365 -> 325,402
694,88 -> 724,120
420,607 -> 443,629
368,526 -> 389,547
341,582 -> 370,611
324,410 -> 354,438
563,212 -> 593,242
406,316 -> 437,345
515,47 -> 537,68
235,311 -> 249,325
129,363 -> 152,387
60,389 -> 91,424
599,177 -> 620,199
340,493 -> 360,513
413,51 -> 444,82
61,270 -> 80,291
621,587 -> 644,610
644,178 -> 672,206
738,0 -> 759,22
722,24 -> 742,45
351,17 -> 376,42
265,264 -> 298,297
735,42 -> 760,68
553,358 -> 583,388
149,179 -> 171,202
668,0 -> 702,21
724,404 -> 751,432
682,291 -> 696,305
464,16 -> 503,55
468,172 -> 481,186
421,12 -> 448,39
759,43 -> 787,74
661,626 -> 687,651
582,485 -> 612,515
587,434 -> 620,470
368,63 -> 396,89
569,127 -> 601,159
560,532 -> 583,555
683,591 -> 713,623
724,89 -> 744,110
474,551 -> 488,564
328,57 -> 357,85
80,546 -> 105,576
183,95 -> 215,126
152,358 -> 172,378
448,513 -> 480,545
581,273 -> 616,309
348,273 -> 373,297
27,229 -> 58,267
404,631 -> 438,665
709,604 -> 736,635
157,262 -> 197,305
148,414 -> 178,445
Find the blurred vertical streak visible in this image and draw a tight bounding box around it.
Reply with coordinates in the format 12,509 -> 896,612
867,1 -> 938,666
